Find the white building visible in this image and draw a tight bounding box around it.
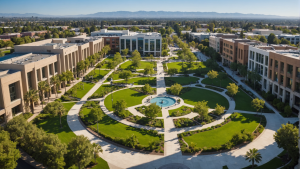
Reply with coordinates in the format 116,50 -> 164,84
91,29 -> 131,36
119,32 -> 162,56
244,29 -> 283,39
278,34 -> 300,45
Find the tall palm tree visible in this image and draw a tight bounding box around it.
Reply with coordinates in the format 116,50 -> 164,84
59,72 -> 67,94
38,81 -> 47,109
245,148 -> 262,169
44,82 -> 51,102
56,103 -> 65,128
50,75 -> 60,98
92,143 -> 103,162
66,70 -> 74,83
24,89 -> 39,114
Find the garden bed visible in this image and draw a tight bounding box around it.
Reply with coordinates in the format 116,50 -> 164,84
168,106 -> 192,117
173,114 -> 216,128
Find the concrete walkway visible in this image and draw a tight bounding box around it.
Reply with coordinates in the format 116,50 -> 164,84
66,57 -> 294,169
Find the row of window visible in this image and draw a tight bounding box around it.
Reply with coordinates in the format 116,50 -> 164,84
120,38 -> 161,51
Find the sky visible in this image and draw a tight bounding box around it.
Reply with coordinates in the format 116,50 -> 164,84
0,0 -> 299,17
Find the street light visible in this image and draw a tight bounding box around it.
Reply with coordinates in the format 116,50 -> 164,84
110,79 -> 113,110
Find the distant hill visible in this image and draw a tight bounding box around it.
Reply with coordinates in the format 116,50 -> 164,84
0,11 -> 297,19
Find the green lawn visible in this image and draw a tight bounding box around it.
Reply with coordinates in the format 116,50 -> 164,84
73,82 -> 95,98
252,157 -> 284,169
235,89 -> 256,112
180,88 -> 229,109
81,108 -> 160,146
36,103 -> 110,169
120,61 -> 156,70
202,76 -> 234,88
184,113 -> 261,148
113,77 -> 156,86
103,72 -> 138,82
36,102 -> 76,144
167,62 -> 205,73
168,106 -> 192,117
164,77 -> 199,86
86,69 -> 110,81
100,57 -> 114,69
104,88 -> 148,111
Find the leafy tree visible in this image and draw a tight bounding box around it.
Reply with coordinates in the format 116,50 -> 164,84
259,36 -> 267,43
107,60 -> 116,70
122,48 -> 129,56
102,45 -> 111,57
215,104 -> 225,116
267,33 -> 277,44
66,70 -> 74,83
168,68 -> 178,77
145,103 -> 161,119
251,98 -> 265,115
4,41 -> 14,49
92,143 -> 102,163
90,108 -> 103,133
226,83 -> 239,98
159,28 -> 166,35
76,61 -> 85,77
131,50 -> 141,69
4,115 -> 28,141
274,123 -> 299,160
188,41 -> 195,48
44,101 -> 66,128
194,101 -> 209,122
59,72 -> 67,93
0,130 -> 21,169
207,70 -> 218,85
230,62 -> 238,77
144,65 -> 155,79
125,134 -> 139,148
113,52 -> 123,65
284,105 -> 292,117
142,84 -> 152,94
66,135 -> 93,169
170,83 -> 183,96
113,99 -> 127,113
162,43 -> 168,50
245,148 -> 262,169
162,49 -> 168,56
24,89 -> 39,114
119,70 -> 132,83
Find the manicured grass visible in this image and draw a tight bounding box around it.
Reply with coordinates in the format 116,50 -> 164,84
113,77 -> 156,85
100,57 -> 114,69
234,89 -> 256,112
71,82 -> 95,99
91,84 -> 121,96
136,105 -> 163,117
184,113 -> 260,148
36,102 -> 76,144
167,62 -> 205,73
104,88 -> 148,111
87,69 -> 110,81
168,106 -> 192,117
120,61 -> 156,70
253,157 -> 284,169
81,108 -> 161,146
180,88 -> 229,109
164,77 -> 199,86
104,71 -> 138,82
202,76 -> 234,88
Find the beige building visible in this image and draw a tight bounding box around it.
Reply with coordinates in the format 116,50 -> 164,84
0,35 -> 104,124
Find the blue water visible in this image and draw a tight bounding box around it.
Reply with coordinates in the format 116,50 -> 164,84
150,97 -> 176,107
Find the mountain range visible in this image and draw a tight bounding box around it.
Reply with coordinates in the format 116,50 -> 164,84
0,11 -> 297,18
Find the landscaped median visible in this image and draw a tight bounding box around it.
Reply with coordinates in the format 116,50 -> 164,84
178,113 -> 266,155
119,60 -> 156,70
164,76 -> 199,86
112,76 -> 156,86
79,101 -> 165,154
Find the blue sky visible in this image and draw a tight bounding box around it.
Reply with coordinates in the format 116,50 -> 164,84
0,0 -> 299,17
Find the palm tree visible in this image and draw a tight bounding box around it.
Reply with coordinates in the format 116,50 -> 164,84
92,143 -> 103,162
56,103 -> 65,128
24,89 -> 39,114
59,72 -> 67,94
44,82 -> 51,102
66,70 -> 74,83
50,75 -> 60,98
245,148 -> 262,169
38,81 -> 47,109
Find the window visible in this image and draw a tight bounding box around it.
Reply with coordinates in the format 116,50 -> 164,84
121,39 -> 125,50
295,96 -> 300,107
263,79 -> 267,89
286,77 -> 292,89
270,59 -> 273,67
279,88 -> 283,96
274,72 -> 278,82
275,60 -> 278,68
49,65 -> 53,75
42,67 -> 46,78
297,67 -> 300,78
256,53 -> 259,62
106,38 -> 110,41
11,105 -> 19,116
269,70 -> 272,79
126,39 -> 130,50
264,67 -> 268,77
280,75 -> 284,85
265,56 -> 268,66
250,51 -> 253,59
27,72 -> 32,89
296,82 -> 300,93
132,39 -> 136,51
54,62 -> 58,73
275,85 -> 278,93
138,37 -> 143,51
280,62 -> 284,72
9,83 -> 17,101
150,39 -> 155,51
287,64 -> 293,75
156,39 -> 160,51
261,55 -> 264,64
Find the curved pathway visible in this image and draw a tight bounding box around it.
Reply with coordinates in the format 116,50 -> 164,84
67,58 -> 294,169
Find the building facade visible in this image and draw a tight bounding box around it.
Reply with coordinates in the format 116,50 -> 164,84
221,39 -> 251,65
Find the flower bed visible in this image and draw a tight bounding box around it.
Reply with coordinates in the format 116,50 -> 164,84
173,114 -> 216,128
169,106 -> 192,117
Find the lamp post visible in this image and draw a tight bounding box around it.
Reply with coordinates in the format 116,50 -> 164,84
110,79 -> 113,111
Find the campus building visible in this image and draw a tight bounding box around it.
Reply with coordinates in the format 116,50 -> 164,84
244,29 -> 283,39
91,29 -> 162,56
221,39 -> 251,65
0,35 -> 104,124
209,34 -> 238,53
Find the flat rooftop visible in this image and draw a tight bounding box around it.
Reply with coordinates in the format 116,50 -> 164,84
0,53 -> 56,65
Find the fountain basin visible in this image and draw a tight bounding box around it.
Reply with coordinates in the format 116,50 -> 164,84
150,97 -> 176,107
